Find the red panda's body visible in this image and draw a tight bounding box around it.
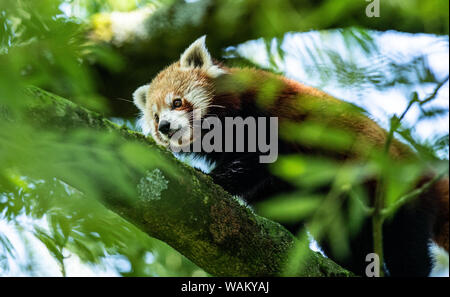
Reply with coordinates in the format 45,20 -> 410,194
133,37 -> 449,276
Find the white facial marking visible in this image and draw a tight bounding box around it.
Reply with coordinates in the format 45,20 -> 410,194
138,113 -> 152,136
165,93 -> 175,106
184,85 -> 210,117
160,109 -> 187,131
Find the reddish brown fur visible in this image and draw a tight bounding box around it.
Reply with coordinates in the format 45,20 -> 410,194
433,178 -> 449,251
212,67 -> 449,251
214,67 -> 418,159
144,55 -> 449,253
148,62 -> 214,110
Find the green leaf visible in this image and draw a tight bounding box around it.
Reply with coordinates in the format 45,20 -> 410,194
256,193 -> 322,223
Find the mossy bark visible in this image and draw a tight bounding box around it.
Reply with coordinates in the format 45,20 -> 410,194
24,86 -> 353,277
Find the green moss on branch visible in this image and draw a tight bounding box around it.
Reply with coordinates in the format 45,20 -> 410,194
24,86 -> 353,277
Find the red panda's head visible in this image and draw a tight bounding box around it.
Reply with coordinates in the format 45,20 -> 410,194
133,36 -> 226,149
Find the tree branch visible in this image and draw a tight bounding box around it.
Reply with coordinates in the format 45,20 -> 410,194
23,87 -> 353,277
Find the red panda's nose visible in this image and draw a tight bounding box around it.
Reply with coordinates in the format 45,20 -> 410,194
158,120 -> 171,135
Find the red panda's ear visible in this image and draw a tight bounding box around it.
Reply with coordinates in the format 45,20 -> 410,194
180,36 -> 225,78
133,84 -> 149,111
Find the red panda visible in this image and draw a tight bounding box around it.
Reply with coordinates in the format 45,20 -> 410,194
133,36 -> 449,276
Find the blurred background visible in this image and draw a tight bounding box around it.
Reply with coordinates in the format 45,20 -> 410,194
0,0 -> 448,276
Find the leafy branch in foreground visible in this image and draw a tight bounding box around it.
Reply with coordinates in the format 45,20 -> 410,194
382,170 -> 448,218
371,76 -> 449,276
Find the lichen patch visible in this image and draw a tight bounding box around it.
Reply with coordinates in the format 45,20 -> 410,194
137,168 -> 169,201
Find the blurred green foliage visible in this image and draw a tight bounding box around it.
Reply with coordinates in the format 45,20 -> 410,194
0,0 -> 205,276
0,0 -> 449,276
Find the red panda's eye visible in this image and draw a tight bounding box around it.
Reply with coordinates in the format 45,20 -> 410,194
172,98 -> 182,109
154,114 -> 159,122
